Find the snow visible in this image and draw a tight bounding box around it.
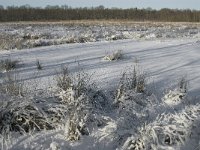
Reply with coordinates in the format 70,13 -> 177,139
1,22 -> 200,50
1,38 -> 200,97
0,22 -> 200,150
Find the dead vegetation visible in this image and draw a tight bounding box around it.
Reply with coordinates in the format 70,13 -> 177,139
55,66 -> 108,141
103,50 -> 123,61
0,58 -> 19,72
115,65 -> 147,103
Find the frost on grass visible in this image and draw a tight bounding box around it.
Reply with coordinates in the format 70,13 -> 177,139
163,77 -> 188,106
0,73 -> 61,139
115,65 -> 148,105
0,59 -> 19,72
0,72 -> 25,97
120,78 -> 197,150
55,67 -> 109,141
0,72 -> 67,148
1,23 -> 200,50
103,50 -> 123,61
121,104 -> 200,150
111,65 -> 159,148
0,59 -> 199,150
163,90 -> 186,106
0,94 -> 55,140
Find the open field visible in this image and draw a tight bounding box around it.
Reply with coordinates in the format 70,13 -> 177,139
1,21 -> 200,50
0,22 -> 200,150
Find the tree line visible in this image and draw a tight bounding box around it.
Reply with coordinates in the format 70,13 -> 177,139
0,5 -> 200,22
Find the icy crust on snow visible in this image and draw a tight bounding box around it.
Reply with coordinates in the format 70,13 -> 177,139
0,22 -> 200,50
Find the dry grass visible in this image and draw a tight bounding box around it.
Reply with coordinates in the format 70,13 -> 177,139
0,72 -> 24,97
0,58 -> 19,72
115,65 -> 147,104
36,60 -> 43,70
104,50 -> 123,61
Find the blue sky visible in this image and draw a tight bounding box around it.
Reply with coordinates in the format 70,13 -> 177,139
0,0 -> 200,10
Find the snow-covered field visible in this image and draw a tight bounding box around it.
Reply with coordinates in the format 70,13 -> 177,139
0,22 -> 200,150
1,21 -> 200,50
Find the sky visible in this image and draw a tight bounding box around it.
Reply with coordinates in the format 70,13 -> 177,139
0,0 -> 200,10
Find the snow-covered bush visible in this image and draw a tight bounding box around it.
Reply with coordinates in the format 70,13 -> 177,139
103,50 -> 123,61
56,67 -> 108,141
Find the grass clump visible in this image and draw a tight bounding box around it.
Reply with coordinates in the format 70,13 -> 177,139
0,96 -> 54,139
56,67 -> 72,91
116,65 -> 147,102
55,66 -> 108,141
179,77 -> 187,93
3,73 -> 24,96
36,59 -> 43,70
0,59 -> 19,72
103,50 -> 123,61
56,67 -> 90,140
163,77 -> 188,105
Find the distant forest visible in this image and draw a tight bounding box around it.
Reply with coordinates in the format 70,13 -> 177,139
0,5 -> 200,22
